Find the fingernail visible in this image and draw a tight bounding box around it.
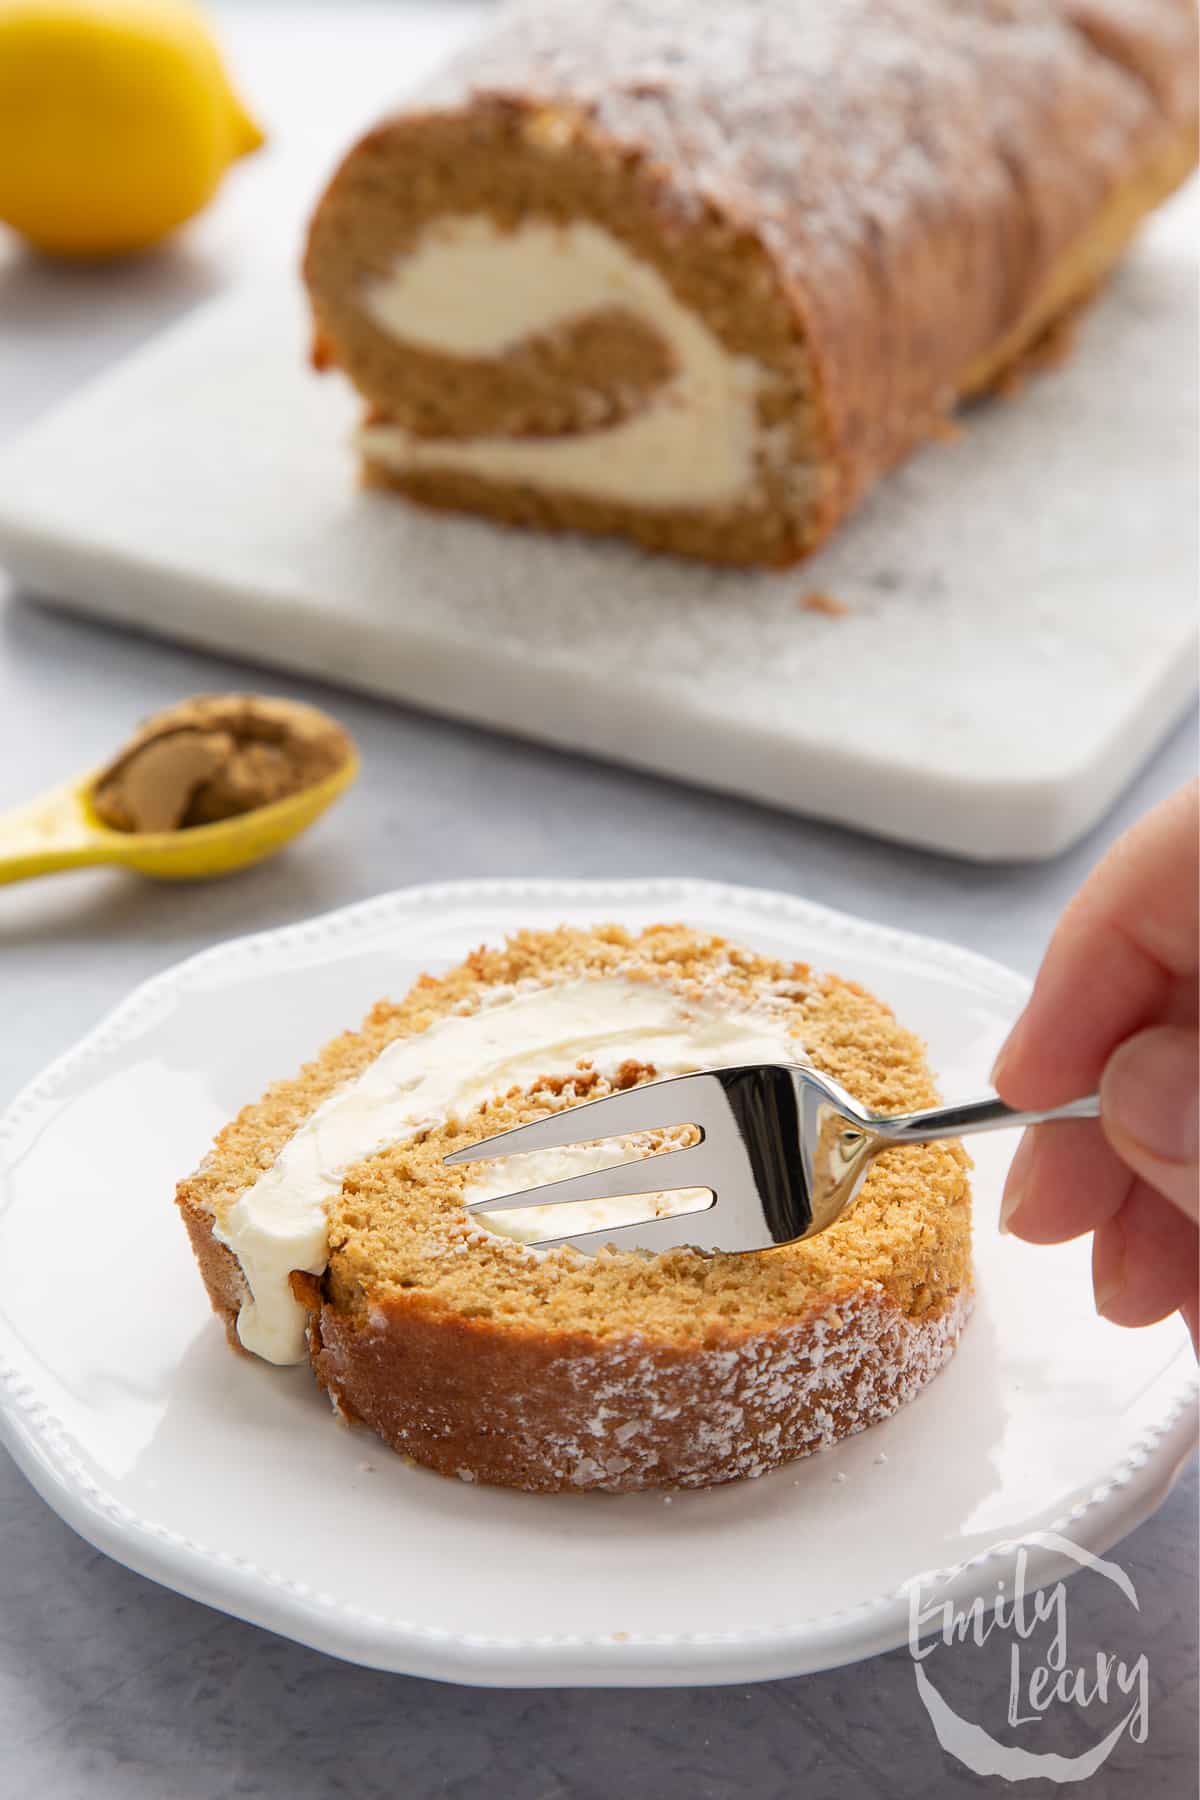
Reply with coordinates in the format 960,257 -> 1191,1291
999,1131 -> 1035,1234
1104,1032 -> 1200,1165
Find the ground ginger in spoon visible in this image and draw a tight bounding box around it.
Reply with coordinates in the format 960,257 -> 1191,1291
92,695 -> 354,835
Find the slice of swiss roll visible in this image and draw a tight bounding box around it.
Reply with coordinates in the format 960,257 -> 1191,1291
176,924 -> 972,1493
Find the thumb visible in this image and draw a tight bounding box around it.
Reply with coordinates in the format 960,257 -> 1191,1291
1100,1025 -> 1199,1223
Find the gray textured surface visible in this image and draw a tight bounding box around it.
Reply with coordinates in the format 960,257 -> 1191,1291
0,6 -> 1195,1796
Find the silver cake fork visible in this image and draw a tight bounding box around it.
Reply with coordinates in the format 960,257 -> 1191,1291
444,1064 -> 1099,1254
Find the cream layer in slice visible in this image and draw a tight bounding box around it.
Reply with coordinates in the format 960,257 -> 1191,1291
216,975 -> 800,1364
357,216 -> 768,508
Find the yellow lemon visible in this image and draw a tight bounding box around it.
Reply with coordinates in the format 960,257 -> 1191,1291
0,0 -> 264,257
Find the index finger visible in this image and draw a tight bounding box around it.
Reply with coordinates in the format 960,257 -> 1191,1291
993,782 -> 1199,1108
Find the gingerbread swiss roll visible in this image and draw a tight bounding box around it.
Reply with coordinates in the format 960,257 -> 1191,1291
303,0 -> 1198,566
175,924 -> 973,1493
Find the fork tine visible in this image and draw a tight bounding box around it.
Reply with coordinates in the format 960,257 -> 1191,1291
525,1202 -> 720,1255
443,1071 -> 713,1168
462,1140 -> 711,1215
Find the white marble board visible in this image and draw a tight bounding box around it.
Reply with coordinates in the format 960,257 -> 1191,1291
0,186 -> 1194,861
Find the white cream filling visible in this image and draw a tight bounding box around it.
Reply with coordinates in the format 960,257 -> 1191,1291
215,976 -> 799,1365
357,216 -> 765,508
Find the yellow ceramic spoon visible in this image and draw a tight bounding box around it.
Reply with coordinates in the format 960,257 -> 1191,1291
0,751 -> 359,886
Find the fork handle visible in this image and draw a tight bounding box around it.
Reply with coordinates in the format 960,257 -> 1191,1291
872,1091 -> 1101,1146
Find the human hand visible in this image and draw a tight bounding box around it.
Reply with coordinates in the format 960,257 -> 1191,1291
993,781 -> 1198,1348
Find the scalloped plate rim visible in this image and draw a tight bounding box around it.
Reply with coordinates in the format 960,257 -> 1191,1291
0,876 -> 1195,1685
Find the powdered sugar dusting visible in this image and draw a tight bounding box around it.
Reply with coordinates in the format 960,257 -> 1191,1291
410,0 -> 1193,524
424,0 -> 1188,266
317,1286 -> 973,1492
542,1288 -> 973,1489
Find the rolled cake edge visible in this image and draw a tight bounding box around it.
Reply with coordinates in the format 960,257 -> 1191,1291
177,1184 -> 249,1354
305,1280 -> 974,1493
958,120 -> 1199,401
355,455 -> 826,568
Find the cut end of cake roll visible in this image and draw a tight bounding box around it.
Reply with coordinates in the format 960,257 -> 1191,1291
176,923 -> 974,1493
302,0 -> 1197,568
302,97 -> 837,567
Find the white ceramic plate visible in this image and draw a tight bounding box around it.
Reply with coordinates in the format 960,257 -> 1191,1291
0,879 -> 1194,1686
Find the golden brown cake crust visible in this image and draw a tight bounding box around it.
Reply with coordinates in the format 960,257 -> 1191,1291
304,0 -> 1198,566
177,924 -> 973,1491
309,1284 -> 972,1491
